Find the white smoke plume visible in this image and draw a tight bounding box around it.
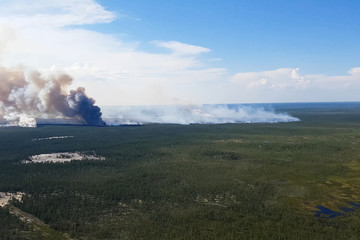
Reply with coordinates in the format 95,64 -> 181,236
0,66 -> 105,127
101,105 -> 300,125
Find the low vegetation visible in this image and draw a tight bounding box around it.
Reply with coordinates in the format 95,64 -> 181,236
1,103 -> 360,239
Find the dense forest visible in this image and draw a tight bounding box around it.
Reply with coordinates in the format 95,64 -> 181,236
1,103 -> 360,239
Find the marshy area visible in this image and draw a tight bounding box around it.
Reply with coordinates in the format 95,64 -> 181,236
1,102 -> 360,239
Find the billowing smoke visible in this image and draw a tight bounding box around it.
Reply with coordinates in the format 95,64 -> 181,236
101,104 -> 300,125
0,66 -> 105,127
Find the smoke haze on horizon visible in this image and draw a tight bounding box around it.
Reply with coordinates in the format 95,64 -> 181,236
101,104 -> 300,125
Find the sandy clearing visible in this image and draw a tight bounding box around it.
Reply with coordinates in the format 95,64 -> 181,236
213,139 -> 245,143
31,136 -> 74,141
0,192 -> 24,207
22,152 -> 105,164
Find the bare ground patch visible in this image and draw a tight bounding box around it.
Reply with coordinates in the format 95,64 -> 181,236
31,136 -> 74,141
23,152 -> 105,164
0,192 -> 24,207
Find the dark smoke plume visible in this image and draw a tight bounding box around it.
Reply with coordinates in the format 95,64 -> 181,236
0,66 -> 105,126
67,87 -> 105,126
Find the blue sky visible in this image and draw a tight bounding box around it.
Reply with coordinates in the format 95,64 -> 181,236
95,0 -> 360,75
0,0 -> 359,105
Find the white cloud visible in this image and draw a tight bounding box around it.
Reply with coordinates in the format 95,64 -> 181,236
349,67 -> 360,76
233,68 -> 309,89
0,0 -> 115,28
0,24 -> 17,61
229,67 -> 360,103
153,41 -> 211,56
